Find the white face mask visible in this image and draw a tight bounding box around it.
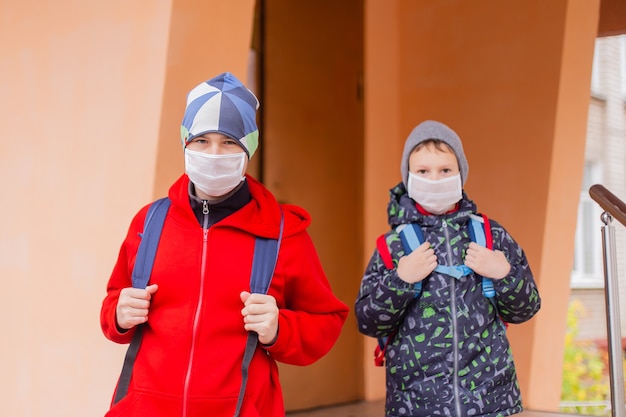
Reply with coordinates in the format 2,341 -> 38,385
184,149 -> 246,197
407,173 -> 462,214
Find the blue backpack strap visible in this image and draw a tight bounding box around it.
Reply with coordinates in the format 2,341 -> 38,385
400,223 -> 474,281
397,223 -> 424,252
132,197 -> 171,289
396,224 -> 424,296
374,224 -> 423,367
113,197 -> 171,405
468,214 -> 496,299
469,214 -> 506,329
435,264 -> 473,279
234,209 -> 284,417
395,218 -> 495,295
375,215 -> 501,368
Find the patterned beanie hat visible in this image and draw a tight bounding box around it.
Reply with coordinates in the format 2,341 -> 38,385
400,120 -> 469,187
180,72 -> 260,158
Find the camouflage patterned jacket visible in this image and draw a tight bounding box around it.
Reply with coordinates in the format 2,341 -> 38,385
355,183 -> 541,417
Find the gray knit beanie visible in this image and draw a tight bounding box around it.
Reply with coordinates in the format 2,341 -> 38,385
400,120 -> 469,188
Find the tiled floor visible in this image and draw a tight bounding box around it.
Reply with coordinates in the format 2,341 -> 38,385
287,400 -> 384,417
286,400 -> 583,417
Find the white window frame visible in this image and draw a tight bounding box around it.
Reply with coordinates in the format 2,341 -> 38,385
590,38 -> 601,94
571,161 -> 604,289
621,35 -> 626,96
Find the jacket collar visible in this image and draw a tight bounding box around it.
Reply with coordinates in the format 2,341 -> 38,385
188,180 -> 251,228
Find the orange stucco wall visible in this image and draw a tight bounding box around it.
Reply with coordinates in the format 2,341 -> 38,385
261,0 -> 364,410
0,1 -> 254,416
1,2 -> 171,416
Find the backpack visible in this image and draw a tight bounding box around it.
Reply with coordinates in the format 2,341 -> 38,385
112,197 -> 284,417
373,213 -> 499,367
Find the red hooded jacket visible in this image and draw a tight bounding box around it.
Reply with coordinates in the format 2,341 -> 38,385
101,174 -> 349,417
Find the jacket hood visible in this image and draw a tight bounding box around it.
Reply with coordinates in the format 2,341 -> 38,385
387,181 -> 477,228
168,174 -> 310,239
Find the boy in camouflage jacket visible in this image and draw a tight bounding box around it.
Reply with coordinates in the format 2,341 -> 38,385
355,120 -> 541,417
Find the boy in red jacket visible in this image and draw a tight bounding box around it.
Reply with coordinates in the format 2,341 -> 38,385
101,72 -> 349,417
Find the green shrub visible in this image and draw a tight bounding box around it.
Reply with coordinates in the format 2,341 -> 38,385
560,299 -> 610,416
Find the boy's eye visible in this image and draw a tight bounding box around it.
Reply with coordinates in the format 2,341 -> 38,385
416,169 -> 428,175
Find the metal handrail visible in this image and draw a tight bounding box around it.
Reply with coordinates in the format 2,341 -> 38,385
589,184 -> 626,417
590,184 -> 626,227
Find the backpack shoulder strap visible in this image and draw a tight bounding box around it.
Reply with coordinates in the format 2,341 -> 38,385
397,224 -> 424,296
470,214 -> 507,329
234,209 -> 285,417
397,223 -> 424,252
132,197 -> 171,289
376,225 -> 424,294
376,233 -> 394,270
373,224 -> 424,367
468,213 -> 493,249
468,213 -> 496,299
481,214 -> 493,249
113,197 -> 171,405
249,211 -> 285,293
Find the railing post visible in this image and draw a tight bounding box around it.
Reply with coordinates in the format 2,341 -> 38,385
600,211 -> 626,417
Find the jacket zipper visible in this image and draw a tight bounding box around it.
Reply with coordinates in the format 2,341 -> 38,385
182,200 -> 210,417
442,219 -> 462,417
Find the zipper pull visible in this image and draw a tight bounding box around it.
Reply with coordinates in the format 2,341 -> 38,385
202,200 -> 210,231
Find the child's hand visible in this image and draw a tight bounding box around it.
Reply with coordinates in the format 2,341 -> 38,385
396,241 -> 437,284
240,291 -> 279,345
116,284 -> 159,330
464,242 -> 511,279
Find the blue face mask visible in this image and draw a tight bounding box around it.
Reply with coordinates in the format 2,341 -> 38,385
407,173 -> 462,214
184,149 -> 246,197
